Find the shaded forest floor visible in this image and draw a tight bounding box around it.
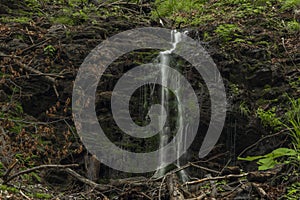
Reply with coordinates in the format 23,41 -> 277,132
0,0 -> 299,199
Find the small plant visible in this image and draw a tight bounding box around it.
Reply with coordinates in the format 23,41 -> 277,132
25,0 -> 41,10
256,107 -> 282,128
284,181 -> 300,199
0,161 -> 4,176
230,83 -> 240,95
239,101 -> 251,117
215,24 -> 242,42
239,97 -> 300,171
32,193 -> 52,199
284,97 -> 300,153
43,45 -> 56,56
51,16 -> 74,25
238,147 -> 297,170
72,9 -> 88,23
7,17 -> 32,24
286,20 -> 300,33
280,0 -> 300,11
151,0 -> 207,25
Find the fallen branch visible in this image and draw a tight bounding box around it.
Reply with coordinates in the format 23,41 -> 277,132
186,193 -> 206,200
2,159 -> 19,182
151,161 -> 219,182
19,38 -> 51,54
252,183 -> 269,199
182,173 -> 249,186
189,163 -> 220,174
207,174 -> 217,198
63,168 -> 112,191
14,58 -> 56,84
19,190 -> 31,200
238,129 -> 288,157
3,164 -> 79,184
13,58 -> 61,97
167,174 -> 184,200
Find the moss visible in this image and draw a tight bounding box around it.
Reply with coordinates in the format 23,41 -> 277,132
50,16 -> 75,25
32,193 -> 52,199
215,24 -> 243,42
0,185 -> 19,193
286,20 -> 300,33
0,16 -> 32,24
280,0 -> 300,11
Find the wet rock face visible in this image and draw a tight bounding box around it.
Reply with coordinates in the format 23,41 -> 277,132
246,67 -> 273,88
0,90 -> 8,101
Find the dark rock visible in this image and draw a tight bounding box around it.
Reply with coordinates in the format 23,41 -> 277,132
0,90 -> 8,101
246,67 -> 273,87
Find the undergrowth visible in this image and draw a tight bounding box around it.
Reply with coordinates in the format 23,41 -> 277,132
239,97 -> 300,171
151,0 -> 300,27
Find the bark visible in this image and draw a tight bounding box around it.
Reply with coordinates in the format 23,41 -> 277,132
167,174 -> 185,200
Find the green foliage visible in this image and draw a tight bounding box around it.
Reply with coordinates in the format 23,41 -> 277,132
72,9 -> 88,22
284,182 -> 300,200
239,147 -> 297,170
31,193 -> 52,199
234,2 -> 267,18
256,107 -> 282,128
0,185 -> 19,193
284,98 -> 300,151
215,24 -> 242,41
43,45 -> 56,56
0,16 -> 32,24
230,83 -> 240,95
152,0 -> 204,17
288,77 -> 300,90
30,172 -> 42,182
239,101 -> 251,117
0,184 -> 52,199
151,0 -> 207,25
15,153 -> 39,167
51,7 -> 89,25
286,20 -> 300,33
151,0 -> 281,27
279,0 -> 300,11
25,0 -> 42,10
51,16 -> 74,25
240,97 -> 300,171
0,162 -> 4,176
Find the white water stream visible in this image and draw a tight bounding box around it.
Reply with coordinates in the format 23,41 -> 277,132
155,30 -> 189,180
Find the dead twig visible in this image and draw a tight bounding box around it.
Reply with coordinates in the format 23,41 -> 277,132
138,192 -> 152,200
63,168 -> 112,192
3,164 -> 79,184
252,183 -> 269,199
13,58 -> 61,97
207,174 -> 217,199
182,173 -> 249,186
14,58 -> 56,84
238,129 -> 288,157
19,38 -> 51,54
186,193 -> 206,200
189,162 -> 220,174
167,173 -> 185,200
19,190 -> 32,200
2,159 -> 19,182
281,37 -> 296,67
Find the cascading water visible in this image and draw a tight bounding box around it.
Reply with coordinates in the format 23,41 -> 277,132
154,30 -> 189,180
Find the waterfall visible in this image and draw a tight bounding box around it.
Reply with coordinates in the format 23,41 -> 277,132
154,30 -> 189,180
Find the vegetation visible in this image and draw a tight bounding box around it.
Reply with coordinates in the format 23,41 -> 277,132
239,97 -> 300,171
0,0 -> 299,199
151,0 -> 300,27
